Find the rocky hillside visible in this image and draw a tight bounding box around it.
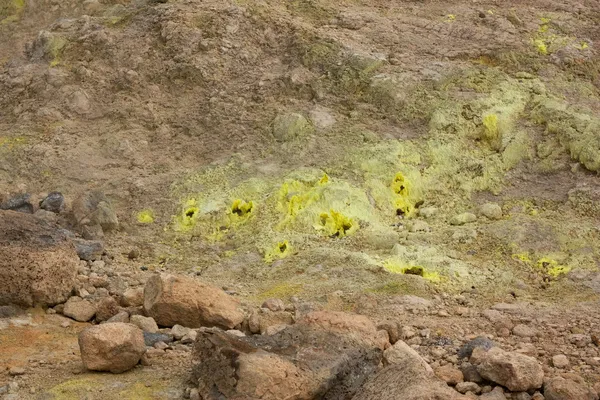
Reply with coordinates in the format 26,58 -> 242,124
0,0 -> 599,398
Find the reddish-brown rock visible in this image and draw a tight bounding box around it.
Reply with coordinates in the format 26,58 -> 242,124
0,210 -> 79,307
144,274 -> 244,329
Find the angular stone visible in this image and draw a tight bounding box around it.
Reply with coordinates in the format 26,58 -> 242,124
95,296 -> 120,322
63,296 -> 97,322
458,336 -> 495,359
383,340 -> 432,373
472,347 -> 544,392
143,331 -> 173,347
552,354 -> 570,369
544,377 -> 598,400
71,191 -> 119,232
120,287 -> 144,307
171,324 -> 191,340
107,311 -> 130,324
78,323 -> 145,373
39,192 -> 65,213
130,315 -> 159,333
0,211 -> 79,307
352,353 -> 467,400
435,365 -> 464,385
144,274 -> 244,329
72,239 -> 104,261
192,322 -> 383,399
262,298 -> 285,312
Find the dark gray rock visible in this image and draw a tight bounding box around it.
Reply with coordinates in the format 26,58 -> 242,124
458,336 -> 495,359
144,331 -> 174,347
0,193 -> 33,213
40,192 -> 65,213
72,238 -> 104,261
0,305 -> 23,318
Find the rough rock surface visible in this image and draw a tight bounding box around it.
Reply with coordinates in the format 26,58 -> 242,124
63,296 -> 97,322
543,377 -> 599,400
78,323 -> 146,373
471,347 -> 544,392
144,273 -> 244,329
352,350 -> 467,400
0,210 -> 79,306
192,322 -> 383,400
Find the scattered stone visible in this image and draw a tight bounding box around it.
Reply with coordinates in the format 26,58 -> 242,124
130,315 -> 159,333
435,365 -> 464,385
63,296 -> 96,322
471,347 -> 544,392
377,322 -> 399,344
107,311 -> 130,324
450,212 -> 477,226
71,191 -> 119,232
143,331 -> 174,347
144,273 -> 244,329
181,330 -> 198,344
456,381 -> 481,394
480,386 -> 505,400
544,376 -> 598,400
171,324 -> 191,340
480,203 -> 502,220
552,354 -> 570,369
0,211 -> 79,307
383,340 -> 432,373
259,311 -> 294,335
120,287 -> 144,307
72,239 -> 104,261
39,192 -> 65,213
461,363 -> 483,383
513,324 -> 537,338
95,296 -> 120,322
8,367 -> 25,376
78,323 -> 146,373
353,350 -> 467,399
262,298 -> 285,312
458,336 -> 495,359
0,193 -> 33,213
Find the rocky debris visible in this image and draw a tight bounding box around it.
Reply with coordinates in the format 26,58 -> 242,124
512,324 -> 537,337
1,193 -> 34,214
130,315 -> 159,333
455,381 -> 481,394
352,346 -> 467,400
450,212 -> 477,226
71,191 -> 119,233
480,203 -> 502,220
72,238 -> 104,261
480,387 -> 506,400
543,376 -> 599,400
120,287 -> 144,307
257,310 -> 294,335
458,336 -> 495,359
107,311 -> 130,324
471,347 -> 544,392
383,340 -> 432,372
297,311 -> 388,349
551,354 -> 570,369
171,324 -> 191,340
261,298 -> 285,312
63,296 -> 97,322
0,210 -> 79,307
143,273 -> 244,329
143,331 -> 174,347
78,323 -> 146,373
95,296 -> 120,322
435,365 -> 464,385
192,320 -> 383,399
39,192 -> 65,213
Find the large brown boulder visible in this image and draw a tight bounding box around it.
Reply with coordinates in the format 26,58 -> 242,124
0,210 -> 79,307
352,350 -> 468,400
471,347 -> 544,392
78,323 -> 145,373
192,322 -> 383,400
144,273 -> 244,329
